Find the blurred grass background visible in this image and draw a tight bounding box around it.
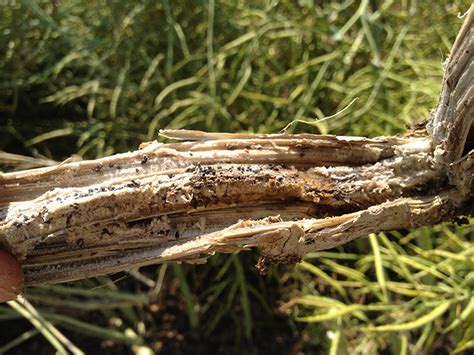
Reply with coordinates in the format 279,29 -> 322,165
0,0 -> 473,354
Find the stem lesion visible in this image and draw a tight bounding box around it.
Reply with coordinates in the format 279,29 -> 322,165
0,7 -> 473,286
429,5 -> 473,165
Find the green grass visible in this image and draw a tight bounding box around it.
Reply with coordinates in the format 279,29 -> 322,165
0,0 -> 472,353
293,224 -> 474,353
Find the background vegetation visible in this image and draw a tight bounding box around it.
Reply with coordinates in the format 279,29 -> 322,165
0,0 -> 473,354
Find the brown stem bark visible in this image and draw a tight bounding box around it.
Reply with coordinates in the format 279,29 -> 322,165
1,6 -> 473,286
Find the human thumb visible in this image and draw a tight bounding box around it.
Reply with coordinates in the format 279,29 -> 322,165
0,249 -> 24,302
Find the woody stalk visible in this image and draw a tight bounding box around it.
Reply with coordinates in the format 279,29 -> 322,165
1,7 -> 473,286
